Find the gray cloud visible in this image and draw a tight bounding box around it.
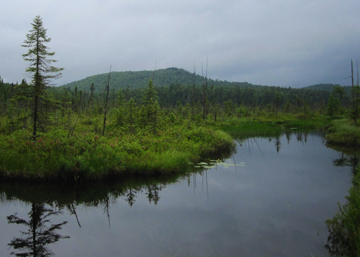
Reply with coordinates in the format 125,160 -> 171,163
1,0 -> 360,88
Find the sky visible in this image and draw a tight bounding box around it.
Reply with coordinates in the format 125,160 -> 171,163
1,0 -> 360,88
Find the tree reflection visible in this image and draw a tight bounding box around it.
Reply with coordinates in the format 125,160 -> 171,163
325,145 -> 360,256
125,187 -> 143,207
7,203 -> 69,256
274,136 -> 281,153
285,130 -> 291,144
146,185 -> 162,205
332,153 -> 359,176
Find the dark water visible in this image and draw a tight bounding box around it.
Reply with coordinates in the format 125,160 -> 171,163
0,131 -> 356,257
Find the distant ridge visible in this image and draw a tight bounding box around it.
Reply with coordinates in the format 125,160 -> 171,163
60,67 -> 345,93
303,83 -> 340,92
60,67 -> 257,92
303,83 -> 352,93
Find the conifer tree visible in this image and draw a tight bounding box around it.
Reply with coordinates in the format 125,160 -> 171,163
274,92 -> 280,115
150,99 -> 161,134
142,78 -> 158,105
17,15 -> 63,141
115,90 -> 125,126
326,94 -> 340,117
142,78 -> 158,125
126,98 -> 136,134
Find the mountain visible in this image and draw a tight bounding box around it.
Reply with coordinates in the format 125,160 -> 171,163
60,67 -> 258,92
60,67 -> 347,93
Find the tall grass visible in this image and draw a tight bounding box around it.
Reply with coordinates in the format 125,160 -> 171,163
0,124 -> 234,181
326,119 -> 360,146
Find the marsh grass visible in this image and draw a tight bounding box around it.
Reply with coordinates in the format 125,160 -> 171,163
0,124 -> 234,181
218,122 -> 281,138
216,116 -> 328,140
326,119 -> 360,146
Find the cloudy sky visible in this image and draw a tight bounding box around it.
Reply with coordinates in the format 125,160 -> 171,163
1,0 -> 360,88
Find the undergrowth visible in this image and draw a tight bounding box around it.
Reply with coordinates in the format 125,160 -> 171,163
0,124 -> 234,181
326,119 -> 360,146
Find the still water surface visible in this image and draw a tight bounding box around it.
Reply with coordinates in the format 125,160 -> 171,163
0,131 -> 356,256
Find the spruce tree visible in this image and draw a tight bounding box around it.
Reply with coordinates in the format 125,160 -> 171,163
126,98 -> 136,134
19,15 -> 63,141
142,78 -> 158,126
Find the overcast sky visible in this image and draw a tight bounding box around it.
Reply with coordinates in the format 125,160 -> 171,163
1,0 -> 360,88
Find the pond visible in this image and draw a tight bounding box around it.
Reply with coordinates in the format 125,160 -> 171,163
0,130 -> 356,257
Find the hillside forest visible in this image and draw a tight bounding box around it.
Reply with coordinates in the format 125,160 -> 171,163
0,68 -> 354,128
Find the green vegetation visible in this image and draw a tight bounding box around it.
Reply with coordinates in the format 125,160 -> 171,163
326,119 -> 360,146
17,15 -> 63,142
1,15 -> 359,182
325,169 -> 360,257
61,67 -> 260,92
218,116 -> 327,139
1,64 -> 355,181
0,123 -> 233,181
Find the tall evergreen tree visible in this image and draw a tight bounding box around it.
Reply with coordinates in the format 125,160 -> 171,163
126,97 -> 136,134
142,78 -> 158,125
19,15 -> 63,141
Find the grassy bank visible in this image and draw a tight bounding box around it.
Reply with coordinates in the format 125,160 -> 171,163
0,124 -> 234,181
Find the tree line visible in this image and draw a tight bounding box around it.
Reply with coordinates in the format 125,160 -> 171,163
1,15 -> 359,140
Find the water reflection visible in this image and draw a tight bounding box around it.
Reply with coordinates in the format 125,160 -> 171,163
324,143 -> 360,255
327,143 -> 360,176
274,135 -> 281,153
235,129 -> 325,154
0,178 -> 185,256
7,203 -> 69,256
0,130 -> 357,257
145,185 -> 162,205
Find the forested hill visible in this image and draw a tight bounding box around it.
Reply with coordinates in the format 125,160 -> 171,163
303,84 -> 340,91
303,83 -> 352,94
60,67 -> 258,92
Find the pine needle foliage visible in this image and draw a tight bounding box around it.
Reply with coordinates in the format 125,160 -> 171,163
17,15 -> 63,141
